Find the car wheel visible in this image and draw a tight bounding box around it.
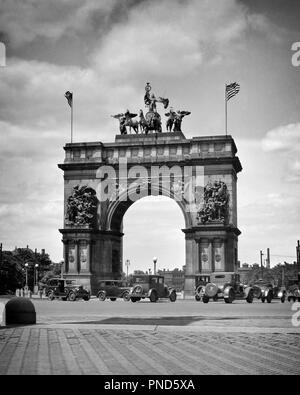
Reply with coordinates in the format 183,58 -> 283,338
68,292 -> 76,302
195,294 -> 201,302
225,289 -> 234,304
110,298 -> 117,302
48,291 -> 55,301
202,295 -> 209,303
266,294 -> 272,303
98,291 -> 106,301
83,295 -> 90,301
149,291 -> 158,303
122,291 -> 130,301
246,292 -> 254,303
169,292 -> 176,302
131,297 -> 141,303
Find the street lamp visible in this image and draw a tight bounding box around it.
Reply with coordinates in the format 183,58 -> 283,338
24,262 -> 29,290
153,257 -> 158,275
34,263 -> 39,293
125,259 -> 130,280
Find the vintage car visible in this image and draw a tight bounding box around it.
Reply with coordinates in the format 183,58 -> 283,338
195,275 -> 211,301
272,286 -> 287,303
45,278 -> 90,301
97,280 -> 130,301
201,272 -> 254,304
252,280 -> 274,303
128,274 -> 177,303
286,278 -> 300,302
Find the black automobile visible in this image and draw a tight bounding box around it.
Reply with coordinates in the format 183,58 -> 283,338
128,274 -> 177,303
97,280 -> 131,301
252,279 -> 273,303
45,278 -> 90,301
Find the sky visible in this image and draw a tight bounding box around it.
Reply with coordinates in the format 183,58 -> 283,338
0,0 -> 299,273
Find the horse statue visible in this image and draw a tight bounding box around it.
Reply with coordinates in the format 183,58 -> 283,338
139,109 -> 162,134
165,108 -> 177,132
111,110 -> 139,134
173,110 -> 191,132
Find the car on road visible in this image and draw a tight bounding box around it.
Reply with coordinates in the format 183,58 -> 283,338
286,278 -> 300,302
201,272 -> 254,304
97,280 -> 131,301
272,286 -> 287,303
45,278 -> 90,301
128,274 -> 177,303
195,275 -> 211,301
252,280 -> 274,303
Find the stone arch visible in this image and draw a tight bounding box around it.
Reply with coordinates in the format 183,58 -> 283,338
105,183 -> 192,232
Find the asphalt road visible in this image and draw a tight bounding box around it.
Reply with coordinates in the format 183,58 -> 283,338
5,297 -> 298,330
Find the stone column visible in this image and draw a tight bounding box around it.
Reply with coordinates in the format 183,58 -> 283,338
62,240 -> 69,274
199,238 -> 212,273
213,238 -> 225,272
74,240 -> 80,274
184,234 -> 196,298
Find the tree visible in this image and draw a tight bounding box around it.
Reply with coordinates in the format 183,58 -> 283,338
0,248 -> 53,293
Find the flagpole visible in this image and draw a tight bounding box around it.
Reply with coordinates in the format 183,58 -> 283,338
71,92 -> 73,143
225,84 -> 228,137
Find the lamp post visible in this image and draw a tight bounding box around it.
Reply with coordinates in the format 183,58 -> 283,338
34,263 -> 39,294
125,259 -> 130,281
153,257 -> 158,275
24,262 -> 29,290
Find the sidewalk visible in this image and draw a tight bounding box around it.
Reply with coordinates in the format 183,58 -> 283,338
1,324 -> 299,375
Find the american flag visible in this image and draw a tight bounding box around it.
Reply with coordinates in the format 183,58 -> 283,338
64,91 -> 73,107
226,82 -> 240,101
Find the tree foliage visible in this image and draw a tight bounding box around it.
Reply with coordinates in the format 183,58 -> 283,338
0,248 -> 53,293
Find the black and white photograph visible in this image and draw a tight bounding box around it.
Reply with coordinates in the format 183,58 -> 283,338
0,0 -> 300,379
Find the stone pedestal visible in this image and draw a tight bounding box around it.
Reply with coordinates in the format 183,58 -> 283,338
59,228 -> 123,294
182,225 -> 240,297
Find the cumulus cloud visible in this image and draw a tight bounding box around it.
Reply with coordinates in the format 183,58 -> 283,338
0,0 -> 120,48
261,123 -> 300,182
92,0 -> 260,79
262,123 -> 300,152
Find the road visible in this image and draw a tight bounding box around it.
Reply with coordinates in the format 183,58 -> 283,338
0,297 -> 299,375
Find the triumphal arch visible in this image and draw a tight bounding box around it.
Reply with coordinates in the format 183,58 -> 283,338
58,83 -> 242,297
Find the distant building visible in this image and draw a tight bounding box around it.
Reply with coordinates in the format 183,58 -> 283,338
157,268 -> 185,291
237,263 -> 252,284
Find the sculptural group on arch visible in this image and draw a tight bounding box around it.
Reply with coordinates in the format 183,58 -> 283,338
111,83 -> 191,135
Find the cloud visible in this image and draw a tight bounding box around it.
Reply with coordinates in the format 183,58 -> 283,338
261,123 -> 300,182
262,123 -> 300,152
92,0 -> 263,80
0,0 -> 120,48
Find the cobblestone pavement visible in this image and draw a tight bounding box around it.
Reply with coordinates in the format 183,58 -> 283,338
0,326 -> 300,375
1,299 -> 300,375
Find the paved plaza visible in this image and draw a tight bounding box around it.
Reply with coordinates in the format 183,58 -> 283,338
0,298 -> 300,375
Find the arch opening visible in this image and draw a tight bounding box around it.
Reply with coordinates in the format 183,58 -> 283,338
122,195 -> 186,275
